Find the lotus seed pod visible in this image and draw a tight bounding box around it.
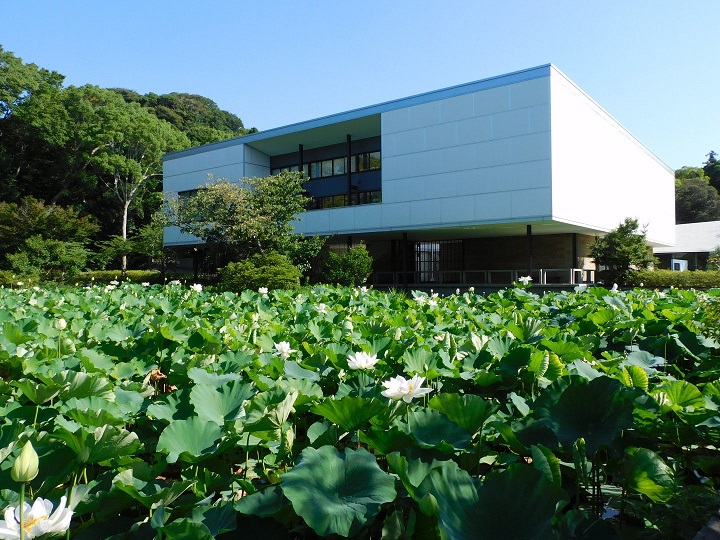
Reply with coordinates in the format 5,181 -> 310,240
11,441 -> 39,483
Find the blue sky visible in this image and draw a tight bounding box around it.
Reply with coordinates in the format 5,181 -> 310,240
3,1 -> 717,170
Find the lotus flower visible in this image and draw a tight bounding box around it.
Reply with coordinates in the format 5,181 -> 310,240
0,496 -> 72,539
191,283 -> 203,292
381,375 -> 433,403
258,287 -> 269,294
273,341 -> 296,360
518,276 -> 532,285
11,442 -> 38,483
347,351 -> 379,370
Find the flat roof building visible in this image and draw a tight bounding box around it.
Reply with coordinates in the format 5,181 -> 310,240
163,64 -> 674,287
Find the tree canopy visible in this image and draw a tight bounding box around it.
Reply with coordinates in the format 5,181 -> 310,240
0,45 -> 256,275
590,218 -> 656,286
169,173 -> 325,270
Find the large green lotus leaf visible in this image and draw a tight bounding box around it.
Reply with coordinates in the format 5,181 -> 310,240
60,396 -> 127,427
408,408 -> 472,452
189,503 -> 237,537
533,375 -> 634,455
235,485 -> 287,518
428,393 -> 493,435
386,452 -> 445,500
417,461 -> 566,540
187,366 -> 242,386
146,389 -> 194,423
76,347 -> 116,373
12,378 -> 64,405
53,424 -> 141,464
402,347 -> 440,376
113,469 -> 195,509
655,380 -> 704,409
623,447 -> 676,502
311,396 -> 386,432
281,446 -> 397,537
190,380 -> 255,426
284,361 -> 320,382
531,444 -> 562,486
62,370 -> 115,400
358,426 -> 414,454
619,365 -> 649,391
244,389 -> 298,432
156,416 -> 223,464
157,519 -> 214,540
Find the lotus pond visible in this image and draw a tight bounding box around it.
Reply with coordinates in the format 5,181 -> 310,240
1,282 -> 720,539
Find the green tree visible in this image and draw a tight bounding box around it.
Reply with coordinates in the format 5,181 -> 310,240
704,151 -> 720,193
7,235 -> 89,282
219,252 -> 302,292
0,196 -> 99,266
675,177 -> 720,224
169,173 -> 325,270
89,94 -> 189,272
322,244 -> 373,286
590,218 -> 656,286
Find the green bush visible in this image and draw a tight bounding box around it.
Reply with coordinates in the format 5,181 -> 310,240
322,244 -> 373,286
219,252 -> 301,293
73,270 -> 163,286
7,236 -> 89,282
627,269 -> 720,288
0,270 -> 38,288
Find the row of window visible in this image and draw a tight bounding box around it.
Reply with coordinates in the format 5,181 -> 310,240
272,151 -> 381,179
307,190 -> 382,209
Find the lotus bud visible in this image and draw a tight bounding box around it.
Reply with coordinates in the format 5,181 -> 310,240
55,318 -> 67,331
11,441 -> 39,483
418,493 -> 439,517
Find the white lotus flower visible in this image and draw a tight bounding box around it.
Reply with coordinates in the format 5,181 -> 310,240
347,351 -> 379,370
109,280 -> 119,286
258,287 -> 269,294
381,374 -> 433,403
610,283 -> 619,293
55,319 -> 67,331
141,282 -> 150,287
518,276 -> 532,285
316,303 -> 328,314
273,341 -> 296,360
191,283 -> 203,292
0,496 -> 72,539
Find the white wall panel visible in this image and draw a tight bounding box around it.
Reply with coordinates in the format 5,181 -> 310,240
550,69 -> 674,245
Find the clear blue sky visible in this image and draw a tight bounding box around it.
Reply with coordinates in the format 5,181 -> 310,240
3,1 -> 717,170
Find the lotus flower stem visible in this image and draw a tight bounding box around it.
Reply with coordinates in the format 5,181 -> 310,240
19,482 -> 25,540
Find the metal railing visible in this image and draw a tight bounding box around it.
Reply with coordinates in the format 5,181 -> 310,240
372,268 -> 595,286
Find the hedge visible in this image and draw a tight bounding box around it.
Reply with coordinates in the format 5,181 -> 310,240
627,269 -> 720,289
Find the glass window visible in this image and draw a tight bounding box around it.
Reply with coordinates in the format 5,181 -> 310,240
289,165 -> 299,172
310,162 -> 321,179
321,160 -> 333,177
302,164 -> 309,177
357,153 -> 369,172
350,155 -> 356,173
333,157 -> 346,176
369,151 -> 381,170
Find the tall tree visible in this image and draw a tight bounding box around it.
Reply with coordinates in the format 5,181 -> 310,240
90,97 -> 189,272
675,177 -> 720,224
169,173 -> 325,271
590,218 -> 656,286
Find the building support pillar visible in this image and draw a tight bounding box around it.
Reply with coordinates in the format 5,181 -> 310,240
402,232 -> 408,290
526,225 -> 533,275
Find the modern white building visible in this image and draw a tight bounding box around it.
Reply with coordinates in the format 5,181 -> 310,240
163,64 -> 674,286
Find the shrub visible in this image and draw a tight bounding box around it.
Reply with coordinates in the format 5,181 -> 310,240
627,269 -> 720,289
7,236 -> 89,282
73,270 -> 163,286
322,244 -> 373,286
0,270 -> 38,288
219,252 -> 301,292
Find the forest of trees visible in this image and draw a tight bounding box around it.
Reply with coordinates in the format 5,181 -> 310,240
0,44 -> 255,276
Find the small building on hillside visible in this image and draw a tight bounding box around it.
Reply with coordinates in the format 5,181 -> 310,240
163,64 -> 675,287
654,221 -> 720,271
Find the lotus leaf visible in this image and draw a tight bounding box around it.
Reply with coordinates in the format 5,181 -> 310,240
281,446 -> 396,537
